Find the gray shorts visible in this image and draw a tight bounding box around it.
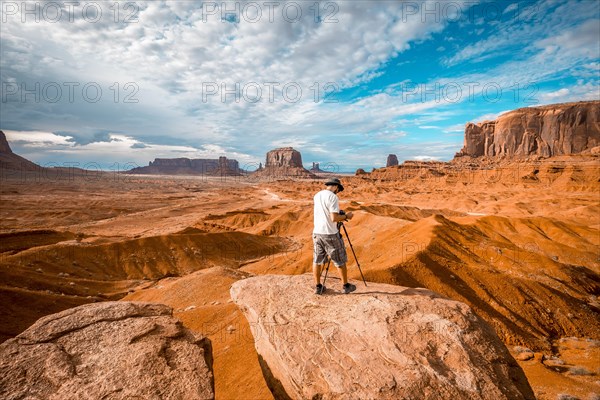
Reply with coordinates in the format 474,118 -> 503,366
313,233 -> 347,267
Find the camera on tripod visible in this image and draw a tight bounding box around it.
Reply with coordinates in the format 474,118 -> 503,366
337,210 -> 346,231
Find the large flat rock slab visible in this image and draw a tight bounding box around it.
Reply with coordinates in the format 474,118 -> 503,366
0,301 -> 214,400
231,274 -> 535,400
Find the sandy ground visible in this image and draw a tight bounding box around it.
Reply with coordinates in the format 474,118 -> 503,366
1,158 -> 599,400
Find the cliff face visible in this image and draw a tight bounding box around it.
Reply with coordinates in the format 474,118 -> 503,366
455,101 -> 600,158
265,147 -> 303,168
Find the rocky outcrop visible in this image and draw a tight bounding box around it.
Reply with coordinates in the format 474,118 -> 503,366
0,130 -> 11,154
0,130 -> 41,171
231,274 -> 535,400
386,154 -> 399,167
455,101 -> 600,158
129,156 -> 240,176
267,147 -> 303,168
0,301 -> 214,400
254,147 -> 315,178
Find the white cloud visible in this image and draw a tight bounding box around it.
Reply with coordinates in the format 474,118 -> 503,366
535,19 -> 600,60
538,88 -> 570,102
4,130 -> 73,146
537,82 -> 600,104
503,3 -> 518,14
471,111 -> 510,123
413,155 -> 439,161
0,0 -> 471,151
444,1 -> 599,67
443,124 -> 465,133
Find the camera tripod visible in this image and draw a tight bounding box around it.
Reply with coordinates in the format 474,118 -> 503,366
321,222 -> 367,290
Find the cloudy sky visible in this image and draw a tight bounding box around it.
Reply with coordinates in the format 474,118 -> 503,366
1,0 -> 599,171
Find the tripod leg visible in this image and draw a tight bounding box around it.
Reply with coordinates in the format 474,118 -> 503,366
321,258 -> 331,291
341,224 -> 367,287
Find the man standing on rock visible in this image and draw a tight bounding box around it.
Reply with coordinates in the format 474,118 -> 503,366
313,178 -> 356,295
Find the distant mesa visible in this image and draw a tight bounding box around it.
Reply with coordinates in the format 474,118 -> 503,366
455,100 -> 600,159
254,147 -> 316,178
386,154 -> 399,167
0,130 -> 41,171
129,156 -> 241,176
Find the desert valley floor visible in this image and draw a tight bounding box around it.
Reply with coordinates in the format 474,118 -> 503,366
1,157 -> 599,400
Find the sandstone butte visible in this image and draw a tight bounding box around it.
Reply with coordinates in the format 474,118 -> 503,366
0,302 -> 214,400
254,147 -> 316,178
455,100 -> 599,158
386,154 -> 399,167
231,274 -> 536,400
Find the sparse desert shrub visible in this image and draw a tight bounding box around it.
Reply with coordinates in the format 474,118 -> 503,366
569,366 -> 593,376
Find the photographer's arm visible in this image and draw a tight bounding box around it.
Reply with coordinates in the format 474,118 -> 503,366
330,211 -> 354,222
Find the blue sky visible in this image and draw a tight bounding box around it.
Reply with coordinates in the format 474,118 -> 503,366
1,0 -> 599,172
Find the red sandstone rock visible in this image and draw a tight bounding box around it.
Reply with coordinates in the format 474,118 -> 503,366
0,301 -> 214,400
231,274 -> 535,400
266,147 -> 303,168
455,101 -> 600,158
254,147 -> 316,178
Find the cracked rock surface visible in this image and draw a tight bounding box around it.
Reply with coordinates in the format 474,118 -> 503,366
231,274 -> 536,400
0,301 -> 214,400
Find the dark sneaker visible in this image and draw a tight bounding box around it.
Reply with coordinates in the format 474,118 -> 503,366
343,283 -> 356,294
315,284 -> 326,295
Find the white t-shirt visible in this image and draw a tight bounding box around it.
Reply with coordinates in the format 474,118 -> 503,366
313,189 -> 340,234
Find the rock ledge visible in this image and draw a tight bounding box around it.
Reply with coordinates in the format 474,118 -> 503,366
231,274 -> 535,400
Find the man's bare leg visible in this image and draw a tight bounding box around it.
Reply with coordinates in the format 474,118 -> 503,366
313,263 -> 322,285
338,264 -> 356,293
338,264 -> 348,285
